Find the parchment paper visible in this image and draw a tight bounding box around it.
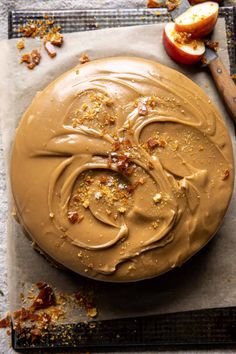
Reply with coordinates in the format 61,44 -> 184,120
1,19 -> 236,323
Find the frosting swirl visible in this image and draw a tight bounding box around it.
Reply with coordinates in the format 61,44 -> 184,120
11,57 -> 234,281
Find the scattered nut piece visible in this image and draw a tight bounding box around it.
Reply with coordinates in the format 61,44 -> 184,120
27,62 -> 36,70
31,49 -> 41,65
16,39 -> 25,50
45,32 -> 63,47
79,53 -> 90,64
44,41 -> 57,58
21,53 -> 31,64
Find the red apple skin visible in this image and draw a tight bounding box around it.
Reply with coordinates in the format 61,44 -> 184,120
174,3 -> 219,38
175,15 -> 218,38
189,0 -> 220,4
163,28 -> 204,65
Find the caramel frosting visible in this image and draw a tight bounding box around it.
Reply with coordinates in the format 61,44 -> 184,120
11,57 -> 234,282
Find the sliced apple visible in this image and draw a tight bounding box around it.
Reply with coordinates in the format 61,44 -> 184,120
175,2 -> 219,38
189,0 -> 220,4
163,22 -> 205,65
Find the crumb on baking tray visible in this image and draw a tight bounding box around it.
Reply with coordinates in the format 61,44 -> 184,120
79,53 -> 90,64
0,282 -> 98,345
18,15 -> 64,70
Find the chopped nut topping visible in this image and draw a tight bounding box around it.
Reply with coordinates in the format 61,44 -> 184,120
138,100 -> 148,116
222,169 -> 230,181
147,137 -> 158,149
172,31 -> 193,45
83,200 -> 90,208
68,211 -> 84,224
79,53 -> 90,64
118,207 -> 126,213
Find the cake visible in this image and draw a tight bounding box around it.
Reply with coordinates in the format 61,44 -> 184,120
11,57 -> 234,282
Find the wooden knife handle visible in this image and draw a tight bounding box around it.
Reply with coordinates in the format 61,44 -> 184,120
208,57 -> 236,123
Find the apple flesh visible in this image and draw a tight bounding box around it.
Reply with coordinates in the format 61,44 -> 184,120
175,2 -> 219,38
163,22 -> 205,65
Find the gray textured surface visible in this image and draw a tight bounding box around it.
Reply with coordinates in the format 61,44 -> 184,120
0,1 -> 235,353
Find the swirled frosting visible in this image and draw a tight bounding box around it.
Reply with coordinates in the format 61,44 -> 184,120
11,57 -> 234,282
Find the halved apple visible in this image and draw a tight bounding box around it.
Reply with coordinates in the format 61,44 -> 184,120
189,0 -> 220,4
175,2 -> 219,38
163,22 -> 205,65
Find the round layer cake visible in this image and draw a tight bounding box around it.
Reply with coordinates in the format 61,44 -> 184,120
11,57 -> 234,282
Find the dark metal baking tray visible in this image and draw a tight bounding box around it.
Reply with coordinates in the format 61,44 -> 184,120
8,7 -> 236,352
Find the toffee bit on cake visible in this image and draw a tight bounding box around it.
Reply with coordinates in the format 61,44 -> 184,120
16,39 -> 25,50
68,211 -> 84,224
148,160 -> 154,170
44,41 -> 57,58
79,53 -> 90,64
147,137 -> 158,149
99,175 -> 108,184
153,193 -> 162,203
138,100 -> 148,116
94,191 -> 103,200
222,169 -> 230,181
83,200 -> 90,208
117,155 -> 134,176
118,207 -> 126,214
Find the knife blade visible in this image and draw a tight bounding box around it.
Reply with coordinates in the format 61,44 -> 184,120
169,0 -> 191,20
168,0 -> 236,121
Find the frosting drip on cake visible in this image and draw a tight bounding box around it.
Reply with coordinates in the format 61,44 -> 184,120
11,57 -> 234,281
